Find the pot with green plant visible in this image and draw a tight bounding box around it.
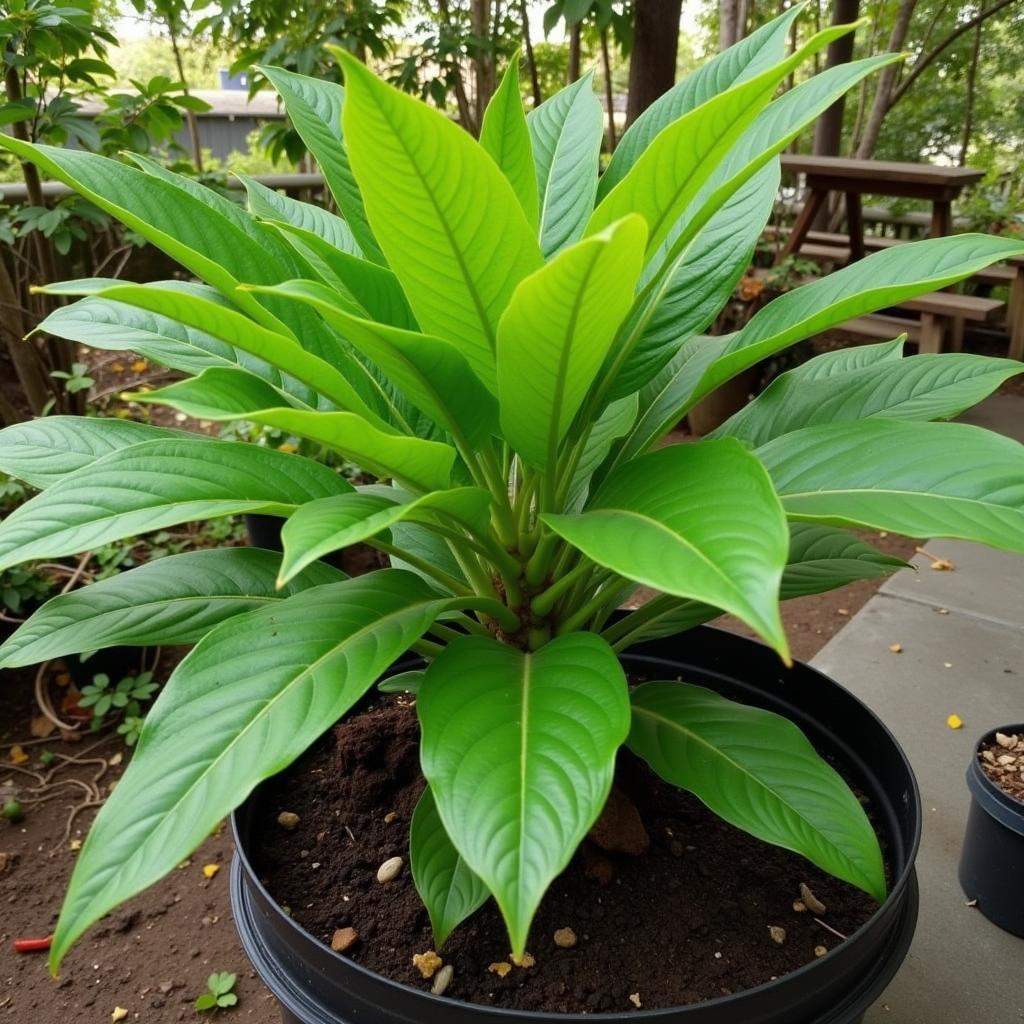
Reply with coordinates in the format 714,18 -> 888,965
1,5 -> 1024,1021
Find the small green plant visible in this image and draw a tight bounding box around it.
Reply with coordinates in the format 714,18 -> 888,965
1,7 -> 1023,973
76,671 -> 157,734
1,565 -> 53,614
49,361 -> 94,395
194,971 -> 238,1012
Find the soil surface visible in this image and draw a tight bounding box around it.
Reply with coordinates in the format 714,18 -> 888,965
252,695 -> 882,1014
979,731 -> 1024,802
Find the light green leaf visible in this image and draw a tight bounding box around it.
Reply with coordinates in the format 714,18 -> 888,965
259,64 -> 383,263
567,394 -> 639,510
255,279 -> 497,446
527,73 -> 603,257
50,570 -> 459,969
377,669 -> 424,694
715,352 -> 1024,446
418,633 -> 630,955
279,487 -> 491,585
338,52 -> 542,393
133,368 -> 457,494
0,548 -> 344,668
598,3 -> 804,198
480,59 -> 538,228
0,438 -> 349,573
0,416 -> 185,489
544,439 -> 789,658
497,216 -> 647,469
758,419 -> 1024,553
410,786 -> 490,946
628,681 -> 886,900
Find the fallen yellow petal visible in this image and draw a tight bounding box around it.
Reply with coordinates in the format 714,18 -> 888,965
70,839 -> 82,851
9,745 -> 29,765
277,442 -> 299,453
888,643 -> 903,654
131,359 -> 148,372
947,714 -> 963,730
111,1008 -> 128,1022
202,863 -> 220,879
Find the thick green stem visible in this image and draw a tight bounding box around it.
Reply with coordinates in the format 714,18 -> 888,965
411,637 -> 444,659
601,593 -> 680,647
524,530 -> 561,587
556,584 -> 619,635
530,559 -> 592,617
372,541 -> 474,596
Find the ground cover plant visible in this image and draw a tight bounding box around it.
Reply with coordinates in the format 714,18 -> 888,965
2,5 -> 1024,974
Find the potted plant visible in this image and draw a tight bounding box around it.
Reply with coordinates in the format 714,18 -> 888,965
2,7 -> 1024,1021
959,725 -> 1024,937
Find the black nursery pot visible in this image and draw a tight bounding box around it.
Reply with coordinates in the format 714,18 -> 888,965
230,626 -> 922,1024
958,724 -> 1024,937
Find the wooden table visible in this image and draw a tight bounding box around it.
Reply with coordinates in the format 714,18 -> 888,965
777,155 -> 984,261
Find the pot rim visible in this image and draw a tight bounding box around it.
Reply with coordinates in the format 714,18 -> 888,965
230,631 -> 923,1020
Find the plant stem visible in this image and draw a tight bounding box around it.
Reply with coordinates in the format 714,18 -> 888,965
530,559 -> 592,617
556,584 -> 619,635
411,637 -> 444,660
601,594 -> 683,648
372,541 -> 473,596
524,530 -> 560,587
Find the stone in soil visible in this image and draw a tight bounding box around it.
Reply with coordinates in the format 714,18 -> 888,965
251,696 -> 883,1014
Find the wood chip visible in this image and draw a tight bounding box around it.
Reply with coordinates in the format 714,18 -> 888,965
814,945 -> 828,958
792,899 -> 807,913
768,925 -> 786,944
384,811 -> 398,823
629,993 -> 642,1008
799,883 -> 827,915
996,732 -> 1016,749
488,962 -> 512,978
331,927 -> 358,953
412,950 -> 442,979
511,951 -> 535,968
431,964 -> 454,996
553,927 -> 577,948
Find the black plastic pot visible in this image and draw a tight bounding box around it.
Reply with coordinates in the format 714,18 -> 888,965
230,625 -> 921,1024
958,723 -> 1024,937
245,514 -> 348,571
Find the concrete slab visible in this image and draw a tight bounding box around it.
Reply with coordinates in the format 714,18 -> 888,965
957,392 -> 1024,444
812,594 -> 1024,1023
881,539 -> 1024,631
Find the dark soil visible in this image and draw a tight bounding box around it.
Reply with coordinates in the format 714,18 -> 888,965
979,731 -> 1024,802
252,695 -> 882,1014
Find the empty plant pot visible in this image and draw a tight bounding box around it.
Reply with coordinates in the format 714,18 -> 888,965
959,724 -> 1024,937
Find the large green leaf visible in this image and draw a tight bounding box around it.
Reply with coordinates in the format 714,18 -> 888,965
545,439 -> 789,657
480,59 -> 538,228
628,682 -> 886,900
259,64 -> 383,263
684,234 -> 1024,411
759,419 -> 1024,553
279,487 -> 491,585
497,216 -> 647,470
586,25 -> 852,259
50,570 -> 459,969
410,786 -> 490,947
338,52 -> 542,393
716,352 -> 1023,446
526,73 -> 603,258
0,548 -> 344,668
418,633 -> 630,955
0,438 -> 349,573
567,394 -> 639,511
598,3 -> 804,198
255,279 -> 497,447
0,416 -> 185,489
132,368 -> 457,494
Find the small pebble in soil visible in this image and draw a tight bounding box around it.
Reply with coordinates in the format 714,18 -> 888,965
792,900 -> 807,913
431,965 -> 454,996
377,856 -> 404,883
997,754 -> 1017,766
489,962 -> 512,978
814,946 -> 828,958
768,926 -> 786,945
799,883 -> 827,915
983,750 -> 997,764
996,732 -> 1018,749
277,811 -> 300,830
331,927 -> 359,953
629,993 -> 642,1008
412,951 -> 443,979
384,811 -> 398,823
553,927 -> 577,949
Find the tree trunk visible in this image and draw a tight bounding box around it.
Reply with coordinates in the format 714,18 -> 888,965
437,0 -> 477,131
960,23 -> 982,165
812,0 -> 860,157
568,23 -> 582,83
471,0 -> 496,125
600,27 -> 617,150
855,0 -> 917,159
719,0 -> 740,50
626,0 -> 684,125
169,24 -> 203,172
519,0 -> 543,106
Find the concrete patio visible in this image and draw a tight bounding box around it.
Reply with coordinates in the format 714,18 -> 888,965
809,395 -> 1024,1022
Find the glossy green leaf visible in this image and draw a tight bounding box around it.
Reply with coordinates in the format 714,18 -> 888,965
598,3 -> 804,197
497,216 -> 647,469
0,416 -> 185,489
418,633 -> 630,955
628,681 -> 886,900
527,73 -> 603,257
279,487 -> 491,585
759,419 -> 1024,553
480,59 -> 538,228
338,52 -> 542,392
0,548 -> 344,668
50,570 -> 459,969
544,439 -> 789,658
255,279 -> 497,446
567,395 -> 639,511
0,438 -> 349,573
377,669 -> 424,694
259,64 -> 383,263
410,786 -> 490,946
715,352 -> 1023,446
132,368 -> 457,494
